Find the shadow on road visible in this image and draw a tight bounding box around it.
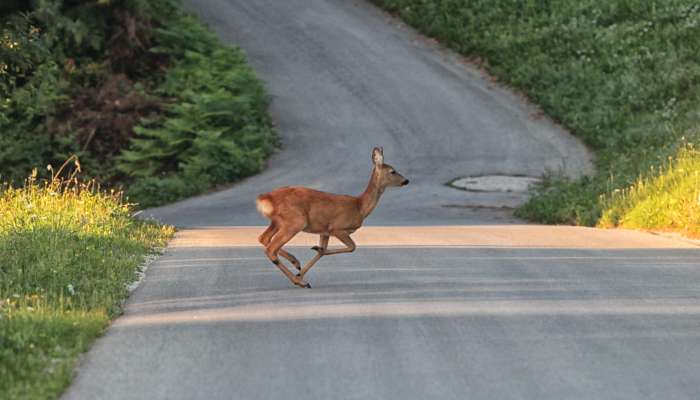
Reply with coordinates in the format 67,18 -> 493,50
65,241 -> 700,400
117,246 -> 700,327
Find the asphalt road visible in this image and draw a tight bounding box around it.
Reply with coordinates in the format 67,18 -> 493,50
141,0 -> 592,227
63,0 -> 700,399
64,231 -> 700,400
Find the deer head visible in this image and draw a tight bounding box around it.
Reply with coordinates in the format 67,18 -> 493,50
371,147 -> 409,189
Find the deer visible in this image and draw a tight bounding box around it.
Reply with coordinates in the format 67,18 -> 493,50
255,147 -> 409,288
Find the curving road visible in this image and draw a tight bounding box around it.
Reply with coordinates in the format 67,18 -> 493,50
141,0 -> 592,227
63,1 -> 700,400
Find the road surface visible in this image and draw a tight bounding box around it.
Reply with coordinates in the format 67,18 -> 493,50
140,0 -> 592,227
63,1 -> 700,399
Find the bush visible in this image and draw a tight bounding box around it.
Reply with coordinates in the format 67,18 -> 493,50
117,12 -> 275,207
0,0 -> 163,185
1,0 -> 276,208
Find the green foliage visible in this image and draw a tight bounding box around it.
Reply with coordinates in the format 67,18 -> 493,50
0,0 -> 161,184
515,175 -> 601,225
117,13 -> 275,208
0,310 -> 105,400
1,4 -> 70,183
0,0 -> 275,395
373,0 -> 700,230
2,0 -> 276,209
0,165 -> 174,399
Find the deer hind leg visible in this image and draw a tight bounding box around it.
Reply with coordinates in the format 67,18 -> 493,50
258,222 -> 278,245
260,222 -> 301,271
279,249 -> 301,271
264,223 -> 310,288
298,234 -> 329,279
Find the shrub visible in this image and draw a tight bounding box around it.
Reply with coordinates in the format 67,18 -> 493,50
117,12 -> 275,207
1,0 -> 276,209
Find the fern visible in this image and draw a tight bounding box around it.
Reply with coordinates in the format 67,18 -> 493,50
117,12 -> 275,207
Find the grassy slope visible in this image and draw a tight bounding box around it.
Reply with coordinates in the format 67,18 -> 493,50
600,144 -> 700,236
0,166 -> 174,399
371,0 -> 700,234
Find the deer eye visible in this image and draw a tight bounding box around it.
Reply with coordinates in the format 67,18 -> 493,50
390,170 -> 396,175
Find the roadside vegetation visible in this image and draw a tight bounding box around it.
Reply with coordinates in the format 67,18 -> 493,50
1,0 -> 275,208
600,143 -> 700,236
0,160 -> 174,399
372,0 -> 700,237
1,0 -> 271,397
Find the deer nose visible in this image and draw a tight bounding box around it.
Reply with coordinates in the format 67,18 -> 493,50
401,179 -> 409,186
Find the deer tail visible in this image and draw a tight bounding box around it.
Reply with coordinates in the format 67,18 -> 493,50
255,194 -> 274,218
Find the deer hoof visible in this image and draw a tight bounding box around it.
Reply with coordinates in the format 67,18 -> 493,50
295,279 -> 311,288
311,246 -> 324,254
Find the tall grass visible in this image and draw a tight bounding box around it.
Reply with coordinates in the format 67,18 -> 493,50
0,159 -> 174,399
600,142 -> 700,237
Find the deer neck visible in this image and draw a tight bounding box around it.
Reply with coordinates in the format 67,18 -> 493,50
358,168 -> 385,219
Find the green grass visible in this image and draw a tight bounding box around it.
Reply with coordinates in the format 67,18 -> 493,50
372,0 -> 700,232
600,143 -> 700,237
0,311 -> 105,399
0,161 -> 174,399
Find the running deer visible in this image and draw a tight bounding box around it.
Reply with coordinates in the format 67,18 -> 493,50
256,147 -> 409,288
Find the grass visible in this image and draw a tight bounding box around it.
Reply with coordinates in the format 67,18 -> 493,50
600,142 -> 700,237
0,160 -> 174,400
0,311 -> 105,399
371,0 -> 700,233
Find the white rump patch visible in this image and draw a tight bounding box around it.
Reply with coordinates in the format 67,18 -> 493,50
256,198 -> 274,217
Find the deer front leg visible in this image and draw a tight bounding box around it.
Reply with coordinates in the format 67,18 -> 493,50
321,232 -> 356,255
310,234 -> 329,254
298,235 -> 329,279
299,232 -> 356,280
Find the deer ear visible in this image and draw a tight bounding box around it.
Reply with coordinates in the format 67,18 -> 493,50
372,147 -> 384,166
